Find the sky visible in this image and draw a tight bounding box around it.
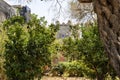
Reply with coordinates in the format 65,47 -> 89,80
5,0 -> 71,24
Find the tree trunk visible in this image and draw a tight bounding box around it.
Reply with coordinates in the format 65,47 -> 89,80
93,0 -> 120,77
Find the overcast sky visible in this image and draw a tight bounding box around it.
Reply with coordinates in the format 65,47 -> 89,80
5,0 -> 71,24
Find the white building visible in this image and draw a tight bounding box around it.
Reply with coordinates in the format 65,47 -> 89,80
56,21 -> 82,39
56,22 -> 71,39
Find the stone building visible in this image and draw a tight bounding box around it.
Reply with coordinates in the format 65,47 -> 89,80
56,22 -> 71,39
0,0 -> 31,23
0,0 -> 16,23
56,21 -> 82,39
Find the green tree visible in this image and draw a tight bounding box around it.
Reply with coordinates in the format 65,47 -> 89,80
62,37 -> 79,61
77,24 -> 111,80
70,24 -> 81,39
4,15 -> 55,80
49,40 -> 63,65
0,26 -> 7,80
4,22 -> 29,80
76,0 -> 120,77
62,24 -> 81,61
9,0 -> 120,77
61,23 -> 116,79
26,15 -> 56,79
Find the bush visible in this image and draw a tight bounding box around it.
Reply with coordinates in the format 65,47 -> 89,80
51,63 -> 66,76
0,27 -> 6,80
4,15 -> 55,80
51,61 -> 94,77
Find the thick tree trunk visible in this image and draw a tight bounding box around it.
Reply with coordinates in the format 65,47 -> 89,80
93,0 -> 120,77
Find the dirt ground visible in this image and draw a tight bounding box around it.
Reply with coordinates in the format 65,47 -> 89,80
41,76 -> 90,80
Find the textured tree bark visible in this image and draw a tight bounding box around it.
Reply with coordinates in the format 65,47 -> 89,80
78,0 -> 120,78
93,0 -> 120,77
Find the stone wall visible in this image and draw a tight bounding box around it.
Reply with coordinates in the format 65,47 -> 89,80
0,0 -> 16,23
0,12 -> 6,24
56,23 -> 71,39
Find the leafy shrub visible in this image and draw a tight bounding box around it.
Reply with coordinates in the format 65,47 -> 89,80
0,27 -> 6,80
51,63 -> 66,76
51,61 -> 94,77
4,22 -> 29,80
4,15 -> 55,80
77,24 -> 117,79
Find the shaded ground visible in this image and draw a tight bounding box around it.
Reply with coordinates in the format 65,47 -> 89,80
41,76 -> 90,80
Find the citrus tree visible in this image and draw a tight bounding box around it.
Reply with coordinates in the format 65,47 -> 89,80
77,24 -> 115,80
61,23 -> 116,79
4,15 -> 56,80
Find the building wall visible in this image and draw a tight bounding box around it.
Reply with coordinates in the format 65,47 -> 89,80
56,23 -> 71,39
56,22 -> 82,39
0,0 -> 16,23
0,11 -> 6,24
